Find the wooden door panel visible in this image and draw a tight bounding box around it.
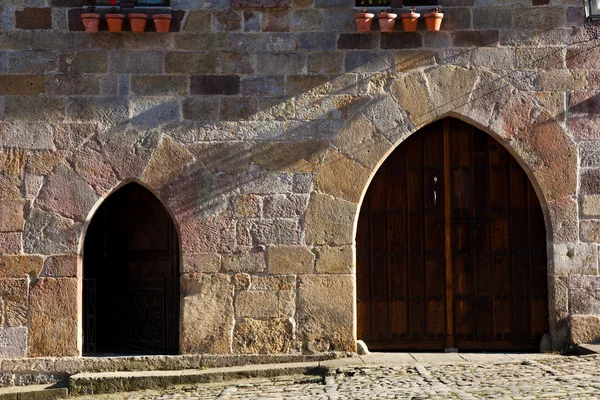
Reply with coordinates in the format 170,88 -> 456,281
357,117 -> 548,351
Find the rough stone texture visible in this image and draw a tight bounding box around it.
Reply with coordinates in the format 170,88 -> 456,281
582,195 -> 600,218
0,233 -> 21,254
182,253 -> 221,274
571,315 -> 600,344
141,136 -> 195,191
235,291 -> 278,318
181,274 -> 234,354
297,274 -> 354,352
305,193 -> 355,245
29,278 -> 78,357
570,276 -> 600,315
0,327 -> 27,358
0,255 -> 44,278
23,208 -> 81,255
223,252 -> 266,273
233,318 -> 294,354
553,243 -> 598,276
42,255 -> 77,277
268,245 -> 314,274
315,246 -> 353,274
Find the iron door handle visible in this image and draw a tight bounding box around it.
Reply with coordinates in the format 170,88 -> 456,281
432,176 -> 438,205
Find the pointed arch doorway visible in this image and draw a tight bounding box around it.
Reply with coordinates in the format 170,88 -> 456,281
83,183 -> 180,355
356,118 -> 549,351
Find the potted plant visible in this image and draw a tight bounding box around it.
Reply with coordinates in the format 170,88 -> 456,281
129,12 -> 148,33
400,7 -> 420,32
355,9 -> 375,32
152,13 -> 172,33
378,9 -> 397,33
105,0 -> 125,33
424,6 -> 443,31
81,1 -> 100,33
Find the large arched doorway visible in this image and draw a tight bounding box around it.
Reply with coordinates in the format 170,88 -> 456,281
83,183 -> 180,355
356,118 -> 549,351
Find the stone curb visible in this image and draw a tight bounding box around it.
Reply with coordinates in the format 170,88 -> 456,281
0,384 -> 68,400
68,361 -> 332,396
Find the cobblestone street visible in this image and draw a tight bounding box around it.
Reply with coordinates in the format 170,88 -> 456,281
74,354 -> 600,400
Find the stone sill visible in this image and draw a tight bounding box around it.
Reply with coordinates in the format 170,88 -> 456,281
68,8 -> 185,32
354,6 -> 441,14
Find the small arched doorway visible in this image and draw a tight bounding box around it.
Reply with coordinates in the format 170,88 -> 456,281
83,183 -> 180,355
356,118 -> 548,351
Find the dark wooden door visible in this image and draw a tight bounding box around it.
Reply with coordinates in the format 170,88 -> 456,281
83,183 -> 180,355
356,118 -> 548,351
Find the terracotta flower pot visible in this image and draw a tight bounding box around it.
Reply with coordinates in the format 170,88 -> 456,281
152,13 -> 172,33
378,12 -> 397,33
400,11 -> 420,32
424,12 -> 443,31
105,13 -> 125,33
129,13 -> 148,33
355,12 -> 375,33
81,12 -> 101,33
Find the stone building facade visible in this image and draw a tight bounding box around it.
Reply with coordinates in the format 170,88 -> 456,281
0,0 -> 596,359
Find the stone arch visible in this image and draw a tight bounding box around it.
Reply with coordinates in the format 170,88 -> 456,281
305,65 -> 576,350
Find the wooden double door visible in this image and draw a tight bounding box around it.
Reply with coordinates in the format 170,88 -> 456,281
356,118 -> 549,351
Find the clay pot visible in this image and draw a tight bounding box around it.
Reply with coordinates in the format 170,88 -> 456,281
152,13 -> 172,33
424,12 -> 443,31
400,11 -> 420,32
81,13 -> 101,33
355,12 -> 375,33
377,12 -> 397,33
105,13 -> 125,33
129,13 -> 148,33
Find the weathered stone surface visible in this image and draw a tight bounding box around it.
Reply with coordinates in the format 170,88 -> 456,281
36,164 -> 99,221
0,255 -> 44,278
334,114 -> 391,170
1,122 -> 54,150
181,274 -> 233,354
552,243 -> 598,275
29,278 -> 78,357
0,199 -> 25,232
297,274 -> 354,352
315,151 -> 370,204
180,217 -> 235,254
305,193 -> 356,245
233,273 -> 250,292
0,232 -> 21,254
0,327 -> 27,358
547,197 -> 578,244
250,275 -> 295,291
42,255 -> 77,277
235,290 -> 278,318
23,208 -> 82,255
182,253 -> 221,274
582,195 -> 600,218
251,142 -> 328,173
223,252 -> 266,273
268,245 -> 314,274
141,136 -> 195,191
233,318 -> 294,354
263,194 -> 308,218
240,219 -> 302,246
6,295 -> 27,327
571,314 -> 600,344
315,246 -> 353,274
581,220 -> 600,243
570,276 -> 600,316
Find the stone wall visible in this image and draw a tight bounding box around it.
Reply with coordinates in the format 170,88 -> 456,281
0,0 -> 595,357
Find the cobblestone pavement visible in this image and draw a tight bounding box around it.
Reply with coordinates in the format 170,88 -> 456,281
75,355 -> 600,400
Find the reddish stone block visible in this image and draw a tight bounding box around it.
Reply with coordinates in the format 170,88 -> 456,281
42,255 -> 78,277
261,10 -> 291,32
452,30 -> 499,47
0,233 -> 21,254
15,8 -> 52,30
0,75 -> 46,96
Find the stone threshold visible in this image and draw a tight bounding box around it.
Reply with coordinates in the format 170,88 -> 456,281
0,384 -> 68,400
0,353 -> 353,375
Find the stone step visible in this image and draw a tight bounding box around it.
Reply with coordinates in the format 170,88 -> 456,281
0,384 -> 68,400
69,361 -> 329,396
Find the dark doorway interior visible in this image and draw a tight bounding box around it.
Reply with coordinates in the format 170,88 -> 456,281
83,183 -> 180,355
356,118 -> 549,352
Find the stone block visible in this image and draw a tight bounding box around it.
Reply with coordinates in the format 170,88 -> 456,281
539,69 -> 587,91
4,97 -> 63,123
181,274 -> 234,354
307,51 -> 344,74
182,253 -> 221,274
256,53 -> 306,75
298,32 -> 336,51
220,97 -> 259,120
293,173 -> 314,193
220,52 -> 255,74
129,98 -> 180,127
231,0 -> 293,8
233,318 -> 294,354
581,220 -> 600,243
250,275 -> 295,291
0,232 -> 21,254
380,32 -> 422,49
0,255 -> 44,278
263,195 -> 308,218
291,9 -> 324,31
547,197 -> 578,244
514,7 -> 566,30
45,74 -> 101,96
15,8 -> 51,30
183,11 -> 211,33
190,75 -> 240,95
235,290 -> 278,318
6,295 -> 27,327
66,97 -> 129,126
570,275 -> 600,315
0,327 -> 27,358
165,52 -> 217,74
333,114 -> 390,170
570,315 -> 600,344
42,255 -> 77,277
552,243 -> 598,275
241,76 -> 284,96
473,7 -> 512,29
315,245 -> 353,274
242,219 -> 302,245
337,33 -> 378,50
516,47 -> 565,69
268,245 -> 315,274
141,136 -> 194,190
278,290 -> 295,318
109,51 -> 164,74
222,252 -> 266,273
305,193 -> 356,245
297,274 -> 354,352
182,97 -> 219,121
36,164 -> 99,222
394,50 -> 437,73
59,51 -> 108,74
582,195 -> 600,218
130,75 -> 188,96
8,50 -> 57,73
23,208 -> 82,255
315,151 -> 370,203
0,75 -> 45,95
0,198 -> 25,232
345,51 -> 393,74
1,122 -> 54,150
29,278 -> 78,357
213,9 -> 242,31
228,195 -> 261,219
452,30 -> 499,47
233,273 -> 250,291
